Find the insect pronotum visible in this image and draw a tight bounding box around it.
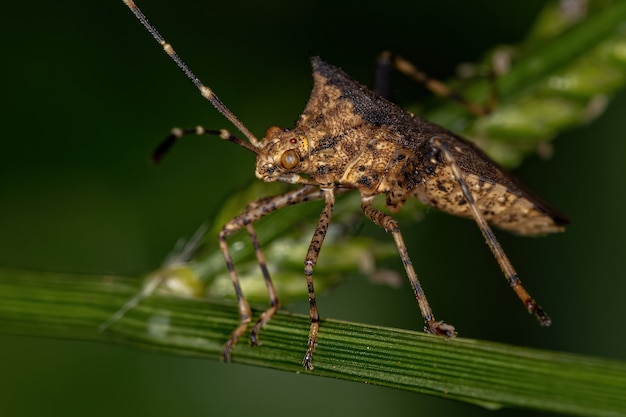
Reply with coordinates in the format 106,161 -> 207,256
123,0 -> 569,369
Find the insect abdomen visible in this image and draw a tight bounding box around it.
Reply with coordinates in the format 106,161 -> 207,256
413,163 -> 566,236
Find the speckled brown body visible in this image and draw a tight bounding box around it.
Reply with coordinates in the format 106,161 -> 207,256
250,58 -> 568,368
123,0 -> 568,370
257,57 -> 568,236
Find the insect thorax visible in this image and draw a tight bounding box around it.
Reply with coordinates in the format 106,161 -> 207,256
258,111 -> 430,202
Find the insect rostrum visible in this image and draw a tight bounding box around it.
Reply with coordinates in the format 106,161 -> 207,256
124,0 -> 568,370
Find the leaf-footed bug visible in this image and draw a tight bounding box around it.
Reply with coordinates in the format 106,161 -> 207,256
122,0 -> 568,370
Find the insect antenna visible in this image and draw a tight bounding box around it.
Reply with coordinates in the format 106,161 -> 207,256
123,0 -> 260,155
152,127 -> 252,163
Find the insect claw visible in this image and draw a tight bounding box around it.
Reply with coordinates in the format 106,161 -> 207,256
527,300 -> 552,326
425,321 -> 457,338
539,318 -> 552,327
222,319 -> 251,363
249,325 -> 263,346
222,343 -> 233,363
302,353 -> 315,370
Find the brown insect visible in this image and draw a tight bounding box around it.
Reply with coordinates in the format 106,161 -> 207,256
123,0 -> 568,369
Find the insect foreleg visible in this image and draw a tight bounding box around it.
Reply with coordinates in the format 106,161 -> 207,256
246,222 -> 279,345
302,188 -> 336,370
219,185 -> 325,362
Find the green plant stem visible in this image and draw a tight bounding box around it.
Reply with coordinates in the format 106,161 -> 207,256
1,267 -> 624,416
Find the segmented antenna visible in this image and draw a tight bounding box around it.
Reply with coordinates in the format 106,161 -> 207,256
123,0 -> 260,152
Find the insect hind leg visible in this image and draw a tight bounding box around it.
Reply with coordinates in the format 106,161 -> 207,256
360,196 -> 456,337
430,136 -> 551,326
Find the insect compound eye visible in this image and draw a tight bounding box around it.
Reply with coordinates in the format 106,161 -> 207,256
280,149 -> 299,170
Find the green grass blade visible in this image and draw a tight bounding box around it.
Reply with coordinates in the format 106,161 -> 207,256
1,268 -> 624,416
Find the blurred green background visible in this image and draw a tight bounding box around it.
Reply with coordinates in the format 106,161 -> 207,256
1,0 -> 625,416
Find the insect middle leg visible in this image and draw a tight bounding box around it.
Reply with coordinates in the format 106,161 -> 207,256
431,136 -> 551,326
219,185 -> 326,362
360,196 -> 456,337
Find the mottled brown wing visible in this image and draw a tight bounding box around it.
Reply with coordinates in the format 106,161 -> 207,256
415,134 -> 569,235
309,57 -> 569,235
